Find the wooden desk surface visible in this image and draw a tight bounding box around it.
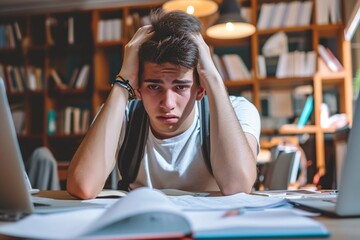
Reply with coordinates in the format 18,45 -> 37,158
1,190 -> 360,240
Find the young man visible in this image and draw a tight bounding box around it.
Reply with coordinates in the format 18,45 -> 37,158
67,10 -> 260,199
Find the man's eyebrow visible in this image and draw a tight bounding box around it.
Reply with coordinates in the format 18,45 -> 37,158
143,79 -> 193,84
173,79 -> 192,84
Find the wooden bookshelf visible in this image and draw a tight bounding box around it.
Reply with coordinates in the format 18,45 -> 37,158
211,0 -> 352,186
0,0 -> 352,188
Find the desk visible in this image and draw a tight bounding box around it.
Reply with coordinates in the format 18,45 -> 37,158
1,191 -> 360,240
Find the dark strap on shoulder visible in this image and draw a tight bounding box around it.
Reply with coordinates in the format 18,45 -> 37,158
198,95 -> 212,174
117,100 -> 149,191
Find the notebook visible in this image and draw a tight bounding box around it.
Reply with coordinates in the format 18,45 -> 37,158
0,78 -> 101,221
290,91 -> 360,217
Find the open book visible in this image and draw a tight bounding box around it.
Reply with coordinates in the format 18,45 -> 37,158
0,188 -> 329,239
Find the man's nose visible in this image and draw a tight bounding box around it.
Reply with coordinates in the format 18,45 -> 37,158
160,90 -> 176,111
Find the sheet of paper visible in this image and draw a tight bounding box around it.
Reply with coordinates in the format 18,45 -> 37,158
252,190 -> 338,200
96,189 -> 127,198
160,189 -> 209,196
0,209 -> 105,239
168,192 -> 287,211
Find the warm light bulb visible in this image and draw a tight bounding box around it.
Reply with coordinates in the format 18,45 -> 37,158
186,5 -> 195,15
225,22 -> 234,31
163,0 -> 218,17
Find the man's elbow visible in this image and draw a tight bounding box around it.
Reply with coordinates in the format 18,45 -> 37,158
67,179 -> 98,200
220,176 -> 256,196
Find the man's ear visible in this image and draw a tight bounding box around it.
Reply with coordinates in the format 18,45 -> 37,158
196,86 -> 205,100
135,88 -> 142,100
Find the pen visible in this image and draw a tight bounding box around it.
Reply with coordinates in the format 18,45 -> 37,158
319,190 -> 338,194
222,208 -> 244,218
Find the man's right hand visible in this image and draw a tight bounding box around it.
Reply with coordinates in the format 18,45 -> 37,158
117,25 -> 154,89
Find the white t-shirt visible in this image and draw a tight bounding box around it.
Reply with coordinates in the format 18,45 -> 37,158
118,96 -> 261,192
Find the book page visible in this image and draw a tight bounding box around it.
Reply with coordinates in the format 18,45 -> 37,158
0,188 -> 187,240
96,189 -> 128,198
0,209 -> 104,239
168,192 -> 287,211
83,188 -> 185,235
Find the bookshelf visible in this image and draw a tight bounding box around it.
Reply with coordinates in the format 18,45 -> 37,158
206,0 -> 352,186
0,0 -> 352,188
0,3 -> 163,187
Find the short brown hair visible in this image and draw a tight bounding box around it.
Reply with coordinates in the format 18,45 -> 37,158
138,9 -> 202,85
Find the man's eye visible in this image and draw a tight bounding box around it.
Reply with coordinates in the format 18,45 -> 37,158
148,85 -> 160,90
176,85 -> 189,91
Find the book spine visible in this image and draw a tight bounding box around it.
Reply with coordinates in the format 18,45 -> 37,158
297,96 -> 314,127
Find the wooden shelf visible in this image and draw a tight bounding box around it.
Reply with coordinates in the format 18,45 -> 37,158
57,161 -> 70,182
17,134 -> 43,141
257,25 -> 313,35
97,86 -> 112,92
26,45 -> 46,51
316,23 -> 344,37
95,40 -> 126,47
51,88 -> 89,95
258,77 -> 314,89
0,47 -> 18,53
278,125 -> 318,134
225,79 -> 254,87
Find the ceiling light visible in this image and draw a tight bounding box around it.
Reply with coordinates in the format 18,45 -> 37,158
206,0 -> 255,39
163,0 -> 218,17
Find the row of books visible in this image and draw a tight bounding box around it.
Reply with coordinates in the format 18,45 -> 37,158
97,18 -> 122,42
0,64 -> 45,93
51,64 -> 90,90
0,22 -> 21,49
46,16 -> 75,45
273,51 -> 316,78
260,88 -> 316,129
316,0 -> 341,25
45,15 -> 91,46
213,47 -> 342,80
47,107 -> 91,135
318,44 -> 344,72
257,1 -> 313,29
212,54 -> 252,81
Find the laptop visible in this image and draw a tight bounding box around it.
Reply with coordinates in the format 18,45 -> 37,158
290,91 -> 360,217
0,78 -> 102,221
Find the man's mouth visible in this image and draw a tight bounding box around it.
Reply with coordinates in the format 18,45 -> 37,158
157,115 -> 178,123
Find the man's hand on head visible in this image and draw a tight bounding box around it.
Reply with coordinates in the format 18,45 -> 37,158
191,33 -> 223,91
118,25 -> 154,90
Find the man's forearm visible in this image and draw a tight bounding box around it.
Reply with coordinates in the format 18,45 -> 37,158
67,86 -> 129,199
205,78 -> 257,195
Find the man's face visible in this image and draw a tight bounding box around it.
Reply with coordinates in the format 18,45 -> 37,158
137,62 -> 204,139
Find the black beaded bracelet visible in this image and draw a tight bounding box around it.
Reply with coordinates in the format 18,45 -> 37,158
112,75 -> 136,100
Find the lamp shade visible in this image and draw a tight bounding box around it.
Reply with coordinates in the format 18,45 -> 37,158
163,0 -> 218,17
206,0 -> 255,39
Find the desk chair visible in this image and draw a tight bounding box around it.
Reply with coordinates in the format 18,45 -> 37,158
26,147 -> 60,190
263,149 -> 300,190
